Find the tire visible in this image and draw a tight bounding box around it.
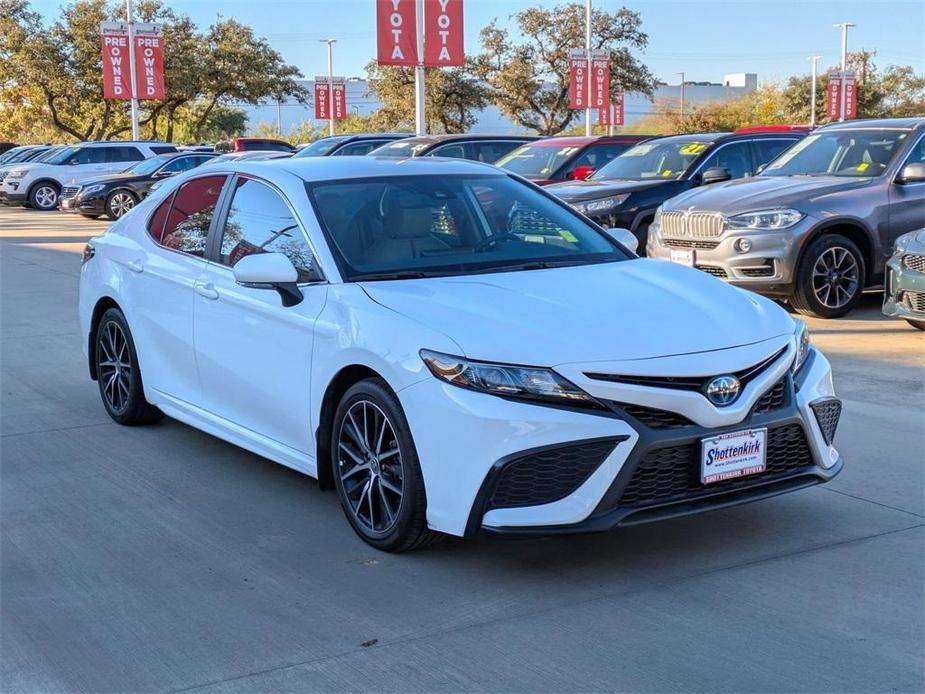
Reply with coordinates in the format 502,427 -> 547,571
633,221 -> 651,257
80,213 -> 101,220
790,234 -> 865,319
94,308 -> 163,425
104,190 -> 137,220
906,319 -> 925,331
28,182 -> 60,211
331,378 -> 441,552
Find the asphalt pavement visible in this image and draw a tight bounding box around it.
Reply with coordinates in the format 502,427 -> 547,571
1,206 -> 923,693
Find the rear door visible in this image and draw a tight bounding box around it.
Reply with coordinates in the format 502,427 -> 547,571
104,145 -> 145,174
63,146 -> 110,183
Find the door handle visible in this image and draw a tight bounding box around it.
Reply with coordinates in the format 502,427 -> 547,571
194,281 -> 219,300
127,260 -> 144,273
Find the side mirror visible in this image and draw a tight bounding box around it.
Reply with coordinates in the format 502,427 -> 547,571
233,252 -> 303,307
605,227 -> 639,254
897,162 -> 925,184
572,165 -> 596,181
756,163 -> 767,174
701,166 -> 732,185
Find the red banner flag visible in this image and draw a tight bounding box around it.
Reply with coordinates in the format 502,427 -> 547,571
331,79 -> 347,120
133,24 -> 165,101
569,49 -> 588,109
843,71 -> 857,120
101,22 -> 131,100
377,0 -> 418,66
314,78 -> 330,120
590,51 -> 610,109
315,78 -> 347,120
826,71 -> 842,119
599,91 -> 624,126
424,0 -> 464,67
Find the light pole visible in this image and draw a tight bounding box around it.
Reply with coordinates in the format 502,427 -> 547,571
584,0 -> 592,136
320,38 -> 336,136
125,0 -> 140,139
808,55 -> 821,127
833,22 -> 855,121
678,72 -> 685,123
414,0 -> 426,135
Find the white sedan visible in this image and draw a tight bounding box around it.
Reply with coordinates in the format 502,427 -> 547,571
78,157 -> 843,551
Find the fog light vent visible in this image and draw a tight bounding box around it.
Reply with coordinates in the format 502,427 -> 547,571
810,398 -> 842,445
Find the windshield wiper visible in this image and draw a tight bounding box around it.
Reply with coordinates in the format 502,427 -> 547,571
353,270 -> 446,281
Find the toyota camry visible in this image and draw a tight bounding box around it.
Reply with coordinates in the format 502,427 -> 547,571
78,157 -> 843,551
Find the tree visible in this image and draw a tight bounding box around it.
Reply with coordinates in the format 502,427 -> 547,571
473,2 -> 655,135
364,61 -> 489,133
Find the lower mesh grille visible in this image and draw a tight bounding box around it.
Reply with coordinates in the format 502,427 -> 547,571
618,424 -> 813,508
488,439 -> 620,509
753,378 -> 787,414
617,403 -> 695,429
61,186 -> 80,199
739,264 -> 775,278
810,398 -> 842,444
903,291 -> 925,312
697,265 -> 728,278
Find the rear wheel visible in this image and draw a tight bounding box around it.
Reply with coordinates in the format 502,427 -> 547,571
104,190 -> 137,220
790,234 -> 865,319
331,378 -> 440,552
95,308 -> 163,425
29,182 -> 60,211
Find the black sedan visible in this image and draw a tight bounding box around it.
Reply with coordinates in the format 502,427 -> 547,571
60,152 -> 215,219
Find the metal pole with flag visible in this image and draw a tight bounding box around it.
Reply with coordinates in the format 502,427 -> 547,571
808,55 -> 821,128
125,0 -> 139,139
321,38 -> 337,136
584,0 -> 592,136
834,22 -> 855,122
414,0 -> 426,135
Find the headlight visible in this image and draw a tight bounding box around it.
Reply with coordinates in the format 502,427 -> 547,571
420,349 -> 603,410
81,184 -> 105,195
725,209 -> 804,231
792,320 -> 811,374
571,194 -> 629,216
7,170 -> 27,179
892,232 -> 914,255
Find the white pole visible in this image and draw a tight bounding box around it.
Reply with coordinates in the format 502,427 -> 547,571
125,0 -> 140,140
320,38 -> 336,137
414,0 -> 426,135
584,0 -> 591,136
808,55 -> 821,128
678,72 -> 685,123
834,22 -> 854,122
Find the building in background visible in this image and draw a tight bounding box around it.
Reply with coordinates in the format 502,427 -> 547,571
235,73 -> 759,135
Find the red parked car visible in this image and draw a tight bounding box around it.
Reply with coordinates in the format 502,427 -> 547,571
495,135 -> 653,185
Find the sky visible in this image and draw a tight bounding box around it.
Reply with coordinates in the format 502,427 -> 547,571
28,0 -> 925,86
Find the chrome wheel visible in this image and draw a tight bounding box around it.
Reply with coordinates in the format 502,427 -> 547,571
108,191 -> 135,218
336,400 -> 404,533
811,246 -> 859,309
33,185 -> 57,209
97,320 -> 132,414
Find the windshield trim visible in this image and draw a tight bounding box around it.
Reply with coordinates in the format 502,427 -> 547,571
304,172 -> 631,283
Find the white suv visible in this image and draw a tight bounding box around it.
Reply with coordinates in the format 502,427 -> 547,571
0,141 -> 176,211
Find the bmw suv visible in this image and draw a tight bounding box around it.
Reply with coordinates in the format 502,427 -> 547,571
648,118 -> 925,318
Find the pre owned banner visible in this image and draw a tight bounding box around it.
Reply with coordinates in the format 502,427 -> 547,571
590,51 -> 610,109
568,49 -> 588,109
424,0 -> 464,66
133,23 -> 165,101
314,77 -> 347,120
377,0 -> 418,66
314,77 -> 330,119
101,22 -> 131,99
599,91 -> 624,126
100,21 -> 164,100
843,72 -> 857,119
331,79 -> 347,120
826,71 -> 842,118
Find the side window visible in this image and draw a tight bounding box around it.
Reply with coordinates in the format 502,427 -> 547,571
219,178 -> 318,282
161,157 -> 197,174
428,143 -> 468,159
903,136 -> 925,166
107,146 -> 144,163
332,140 -> 384,156
70,147 -> 107,165
753,139 -> 798,169
471,141 -> 520,163
155,176 -> 226,257
150,146 -> 177,154
699,141 -> 753,179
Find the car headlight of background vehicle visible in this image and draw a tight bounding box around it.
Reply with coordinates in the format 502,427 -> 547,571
420,349 -> 604,410
571,194 -> 630,216
792,320 -> 811,374
725,209 -> 804,231
7,169 -> 27,179
81,184 -> 105,195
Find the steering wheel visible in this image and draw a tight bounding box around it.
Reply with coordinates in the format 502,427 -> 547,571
473,233 -> 522,252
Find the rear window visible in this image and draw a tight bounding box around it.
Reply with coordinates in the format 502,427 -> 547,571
147,176 -> 227,257
151,145 -> 178,155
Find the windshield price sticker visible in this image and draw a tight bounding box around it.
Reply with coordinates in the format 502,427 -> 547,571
679,143 -> 707,155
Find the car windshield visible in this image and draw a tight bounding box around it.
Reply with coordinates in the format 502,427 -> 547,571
123,155 -> 172,175
369,140 -> 429,157
294,137 -> 350,157
2,148 -> 40,164
495,144 -> 582,179
592,140 -> 712,180
761,128 -> 911,178
307,174 -> 627,280
44,146 -> 80,165
33,147 -> 66,163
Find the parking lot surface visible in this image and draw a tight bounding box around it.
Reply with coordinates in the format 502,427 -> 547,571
2,206 -> 923,692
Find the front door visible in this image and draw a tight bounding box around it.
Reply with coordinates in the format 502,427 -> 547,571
888,134 -> 925,250
194,176 -> 326,455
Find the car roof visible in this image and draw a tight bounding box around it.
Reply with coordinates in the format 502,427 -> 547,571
819,117 -> 925,131
249,155 -> 505,182
393,133 -> 538,146
642,132 -> 727,144
528,135 -> 652,147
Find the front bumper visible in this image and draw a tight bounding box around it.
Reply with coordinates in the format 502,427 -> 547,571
401,342 -> 842,538
883,253 -> 925,323
0,185 -> 27,206
647,216 -> 815,296
60,193 -> 106,215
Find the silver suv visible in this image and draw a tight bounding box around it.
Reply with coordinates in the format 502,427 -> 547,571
647,118 -> 925,318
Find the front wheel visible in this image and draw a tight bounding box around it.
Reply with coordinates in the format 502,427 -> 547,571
104,190 -> 137,220
790,234 -> 865,319
95,308 -> 163,425
29,182 -> 60,211
906,319 -> 925,331
331,378 -> 440,552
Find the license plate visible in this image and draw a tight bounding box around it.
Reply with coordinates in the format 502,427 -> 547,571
669,248 -> 694,266
701,428 -> 767,485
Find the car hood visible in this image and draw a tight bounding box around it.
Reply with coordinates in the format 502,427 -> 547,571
360,259 -> 793,366
546,178 -> 671,202
76,172 -> 147,187
666,174 -> 872,214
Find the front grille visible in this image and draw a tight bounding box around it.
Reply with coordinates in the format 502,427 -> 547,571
0,171 -> 8,183
618,424 -> 813,508
663,238 -> 720,250
661,211 -> 724,238
753,378 -> 787,414
903,291 -> 925,312
488,438 -> 620,510
617,403 -> 695,429
810,399 -> 842,445
697,265 -> 728,278
61,186 -> 80,200
902,254 -> 925,273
